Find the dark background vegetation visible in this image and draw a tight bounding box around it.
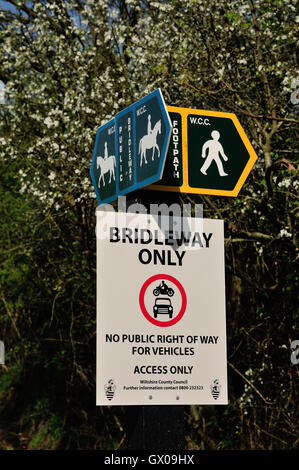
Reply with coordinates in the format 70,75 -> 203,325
0,0 -> 298,450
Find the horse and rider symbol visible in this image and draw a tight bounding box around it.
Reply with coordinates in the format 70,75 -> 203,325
97,141 -> 116,188
96,114 -> 161,188
139,114 -> 161,166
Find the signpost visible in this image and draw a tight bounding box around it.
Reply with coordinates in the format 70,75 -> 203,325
150,106 -> 258,197
96,211 -> 227,406
91,96 -> 258,449
90,89 -> 172,205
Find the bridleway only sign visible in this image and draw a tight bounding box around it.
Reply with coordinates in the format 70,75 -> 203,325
96,211 -> 228,406
90,89 -> 172,206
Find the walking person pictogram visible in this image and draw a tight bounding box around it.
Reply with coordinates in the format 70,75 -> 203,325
200,130 -> 228,177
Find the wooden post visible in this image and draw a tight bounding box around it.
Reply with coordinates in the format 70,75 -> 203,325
122,192 -> 187,451
126,405 -> 185,450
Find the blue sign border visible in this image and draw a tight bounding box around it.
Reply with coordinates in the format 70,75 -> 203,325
90,89 -> 172,206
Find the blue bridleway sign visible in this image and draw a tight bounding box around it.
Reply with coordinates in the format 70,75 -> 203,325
90,89 -> 172,205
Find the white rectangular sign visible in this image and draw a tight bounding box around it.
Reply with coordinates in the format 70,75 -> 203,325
96,211 -> 227,405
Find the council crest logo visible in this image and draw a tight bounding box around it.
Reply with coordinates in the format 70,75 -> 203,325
105,379 -> 116,401
210,379 -> 221,400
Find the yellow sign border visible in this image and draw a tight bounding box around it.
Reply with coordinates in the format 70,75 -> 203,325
148,105 -> 258,197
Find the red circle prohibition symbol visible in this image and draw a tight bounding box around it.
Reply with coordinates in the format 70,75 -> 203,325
139,274 -> 187,327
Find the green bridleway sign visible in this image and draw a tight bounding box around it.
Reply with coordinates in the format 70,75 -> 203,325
90,89 -> 172,206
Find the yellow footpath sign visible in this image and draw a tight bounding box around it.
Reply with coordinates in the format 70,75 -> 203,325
149,106 -> 258,197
